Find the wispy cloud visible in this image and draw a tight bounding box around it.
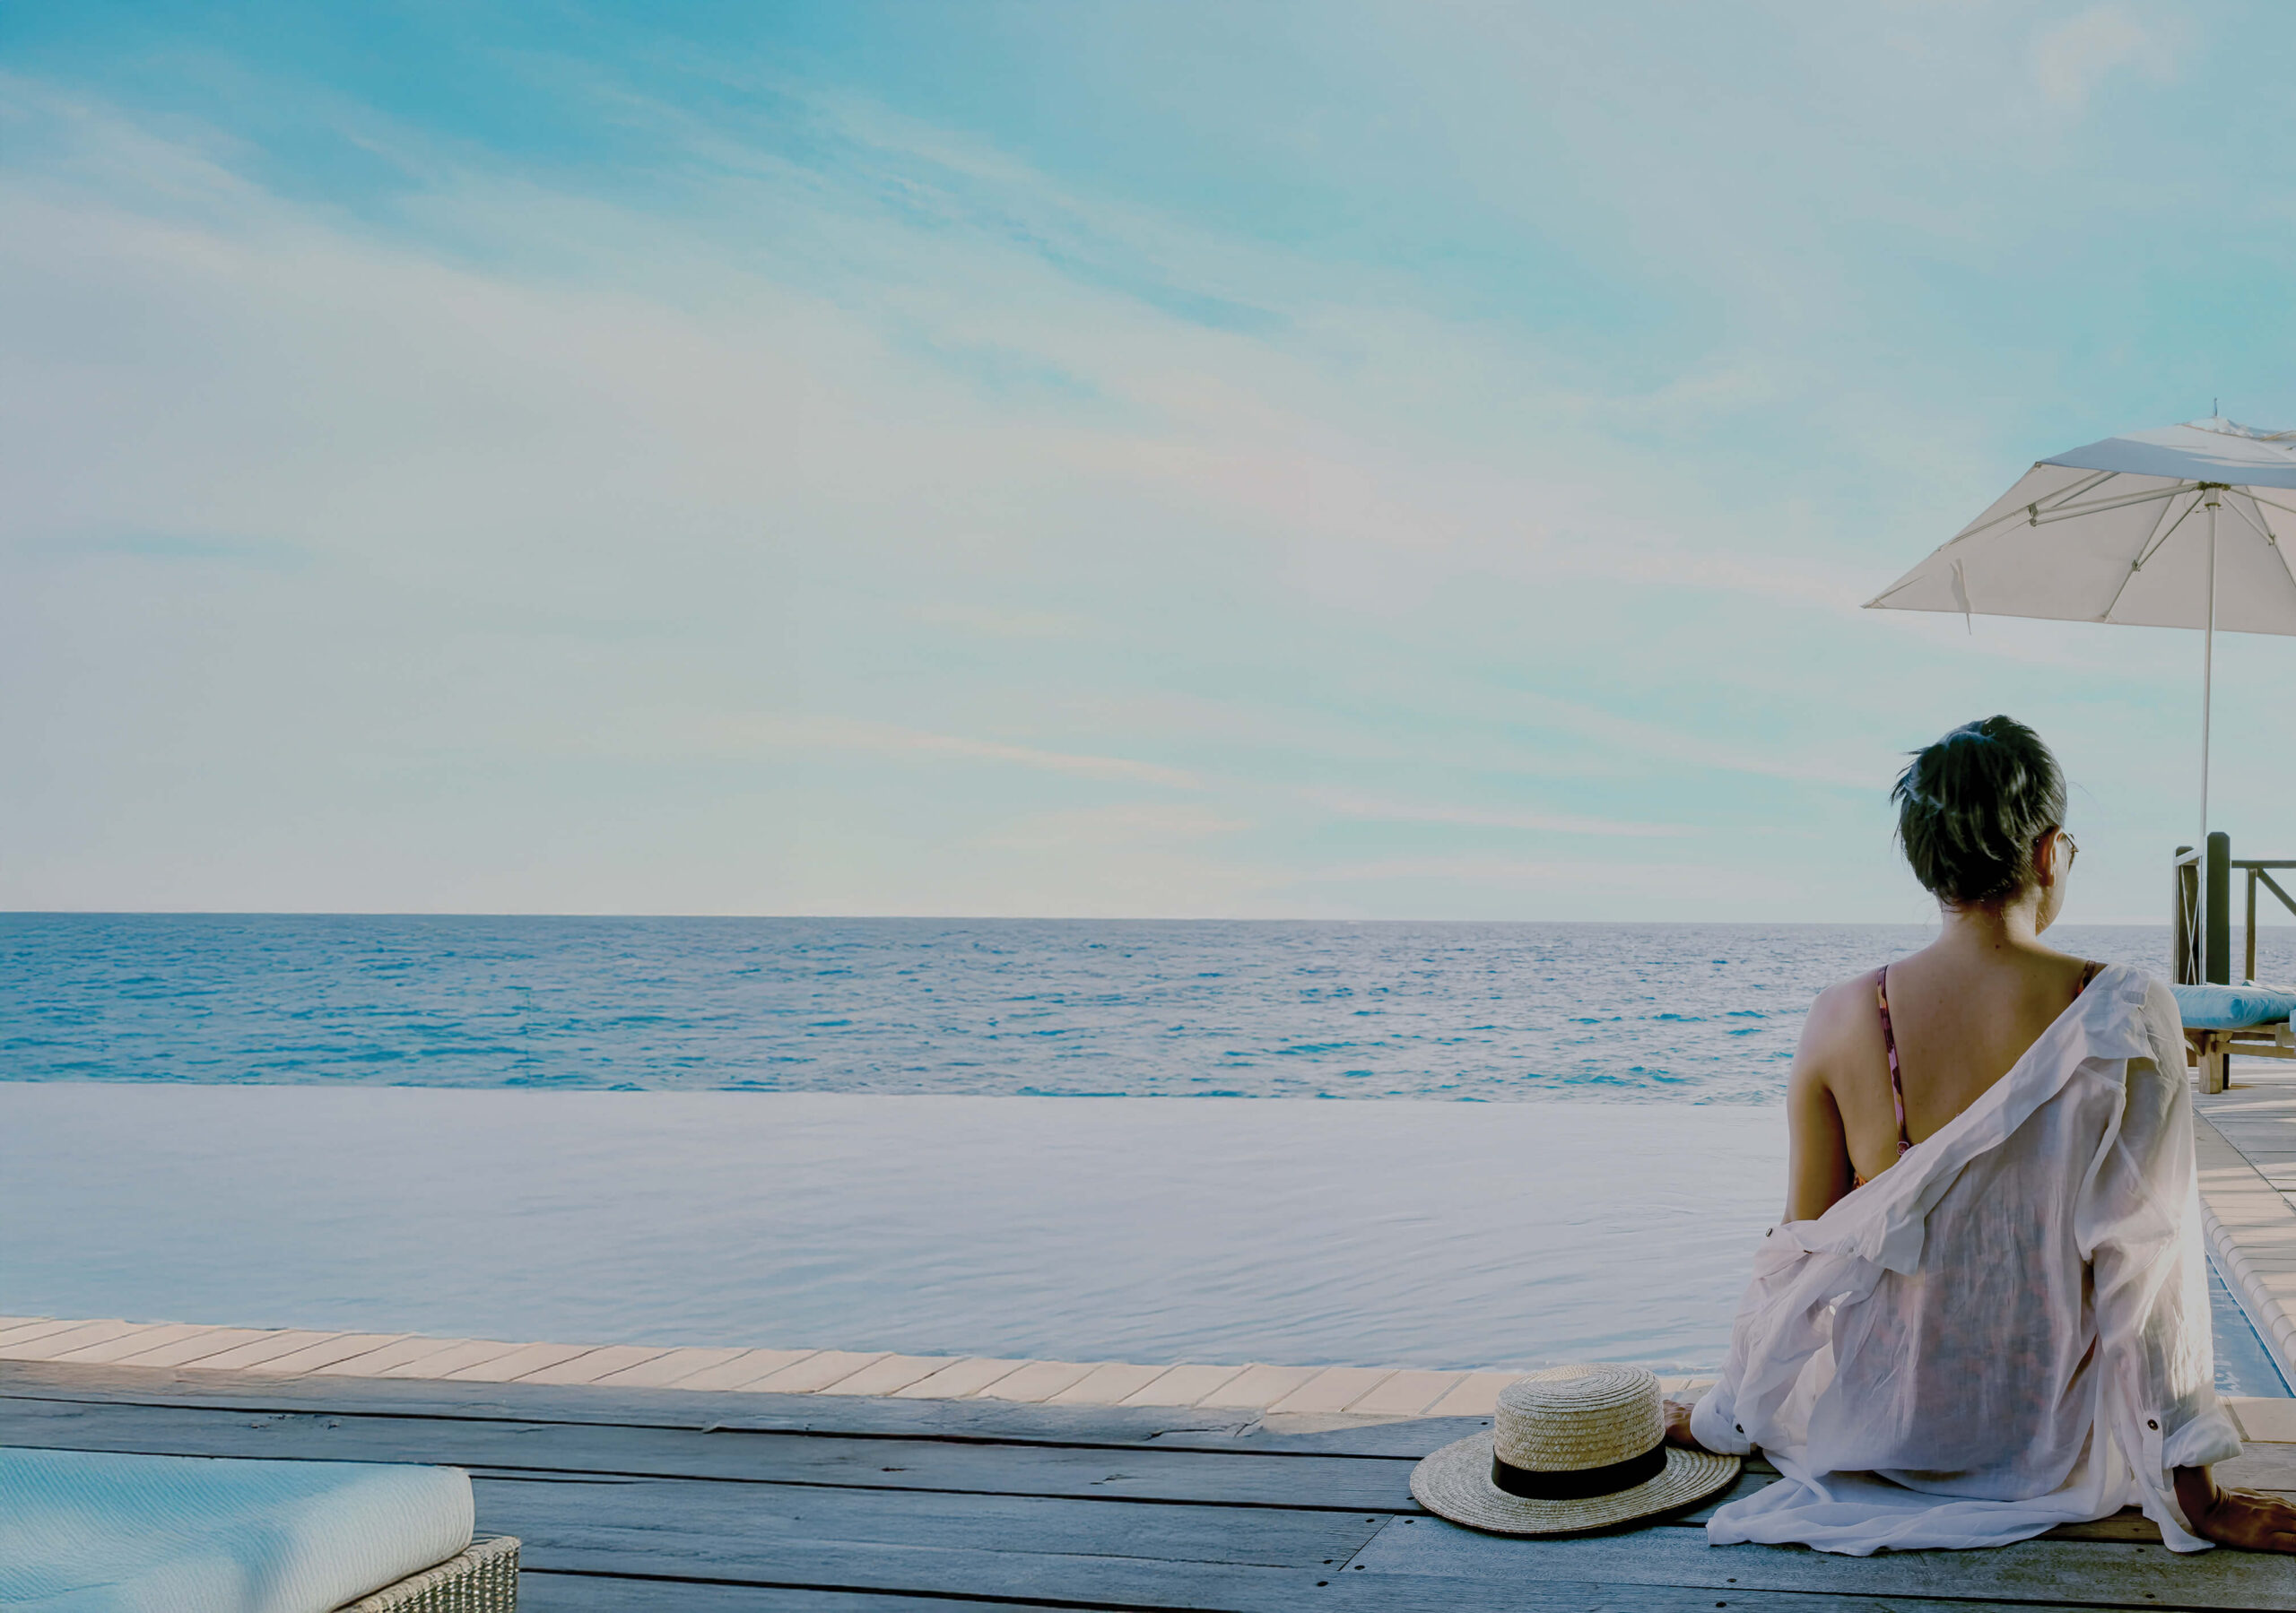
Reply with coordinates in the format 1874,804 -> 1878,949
907,602 -> 1098,639
759,716 -> 1201,789
978,802 -> 1248,848
2031,6 -> 2171,111
1503,694 -> 1893,793
1289,854 -> 1781,907
30,530 -> 311,569
1310,792 -> 1697,838
1297,855 -> 1575,884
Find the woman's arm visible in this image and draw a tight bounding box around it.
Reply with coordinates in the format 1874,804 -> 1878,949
2176,1466 -> 2296,1552
1783,996 -> 1853,1224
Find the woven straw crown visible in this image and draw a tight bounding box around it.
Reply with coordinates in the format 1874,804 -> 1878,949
1492,1362 -> 1662,1473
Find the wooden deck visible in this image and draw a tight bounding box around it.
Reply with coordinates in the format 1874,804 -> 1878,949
7,1357 -> 2296,1610
2200,1065 -> 2296,1379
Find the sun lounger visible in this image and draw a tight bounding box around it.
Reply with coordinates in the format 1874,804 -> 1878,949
0,1445 -> 515,1612
338,1535 -> 517,1611
2170,984 -> 2296,1095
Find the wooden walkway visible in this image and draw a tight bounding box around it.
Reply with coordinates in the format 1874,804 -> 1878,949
2199,1063 -> 2296,1384
6,1357 -> 2296,1610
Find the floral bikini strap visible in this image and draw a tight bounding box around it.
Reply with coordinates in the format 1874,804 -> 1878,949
1874,966 -> 1910,1159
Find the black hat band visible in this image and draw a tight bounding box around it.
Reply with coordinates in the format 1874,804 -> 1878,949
1490,1440 -> 1666,1500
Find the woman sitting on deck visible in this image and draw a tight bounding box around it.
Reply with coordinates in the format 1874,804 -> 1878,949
1667,715 -> 2296,1556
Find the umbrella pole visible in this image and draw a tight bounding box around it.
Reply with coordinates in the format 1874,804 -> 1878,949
2201,491 -> 2219,850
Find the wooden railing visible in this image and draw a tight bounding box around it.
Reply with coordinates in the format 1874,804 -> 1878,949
2174,833 -> 2296,985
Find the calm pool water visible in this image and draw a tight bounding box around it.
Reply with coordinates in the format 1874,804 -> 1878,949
0,1085 -> 1779,1370
2,1083 -> 2282,1390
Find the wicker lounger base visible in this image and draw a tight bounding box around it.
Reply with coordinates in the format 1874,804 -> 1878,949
337,1534 -> 518,1612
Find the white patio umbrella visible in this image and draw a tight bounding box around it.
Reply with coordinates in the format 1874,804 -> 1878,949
1866,415 -> 2296,845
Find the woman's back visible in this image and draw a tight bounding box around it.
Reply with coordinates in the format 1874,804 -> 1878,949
1806,945 -> 2100,1192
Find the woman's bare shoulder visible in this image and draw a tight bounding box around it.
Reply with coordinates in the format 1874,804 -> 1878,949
1796,970 -> 1883,1062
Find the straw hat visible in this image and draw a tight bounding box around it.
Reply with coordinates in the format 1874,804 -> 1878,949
1411,1363 -> 1739,1536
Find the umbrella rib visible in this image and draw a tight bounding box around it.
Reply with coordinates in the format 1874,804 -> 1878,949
1935,464 -> 2111,547
1945,502 -> 2050,548
2223,491 -> 2276,545
2026,482 -> 2192,526
2248,491 -> 2296,520
2132,489 -> 2203,568
2100,488 -> 2201,622
2033,469 -> 2118,513
1935,476 -> 2181,554
2226,490 -> 2296,601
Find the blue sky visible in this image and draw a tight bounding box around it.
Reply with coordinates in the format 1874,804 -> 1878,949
5,2 -> 2295,920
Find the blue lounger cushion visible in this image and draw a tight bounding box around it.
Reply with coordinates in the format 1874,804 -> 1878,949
0,1447 -> 474,1613
2170,983 -> 2296,1031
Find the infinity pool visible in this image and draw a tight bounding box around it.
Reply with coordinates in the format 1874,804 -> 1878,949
1,1083 -> 2283,1392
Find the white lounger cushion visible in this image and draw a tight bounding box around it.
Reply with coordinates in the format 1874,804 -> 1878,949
0,1447 -> 474,1613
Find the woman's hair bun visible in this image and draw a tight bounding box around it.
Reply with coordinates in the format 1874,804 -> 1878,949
1892,716 -> 2067,906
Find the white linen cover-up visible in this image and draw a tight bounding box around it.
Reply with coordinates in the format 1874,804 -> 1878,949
1690,964 -> 2243,1555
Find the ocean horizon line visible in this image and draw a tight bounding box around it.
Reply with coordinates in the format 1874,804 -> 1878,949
0,909 -> 2257,927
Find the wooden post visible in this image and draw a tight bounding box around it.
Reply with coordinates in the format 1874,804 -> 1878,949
2174,846 -> 2197,984
2249,868 -> 2260,986
2208,832 -> 2232,986
2198,1033 -> 2230,1096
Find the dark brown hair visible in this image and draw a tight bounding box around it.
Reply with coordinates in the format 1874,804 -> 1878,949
1892,716 -> 2067,906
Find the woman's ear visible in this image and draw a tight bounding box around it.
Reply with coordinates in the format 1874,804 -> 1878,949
2031,828 -> 2060,889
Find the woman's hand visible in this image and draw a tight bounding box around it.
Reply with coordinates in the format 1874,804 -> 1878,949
1663,1395 -> 1707,1452
2176,1466 -> 2296,1552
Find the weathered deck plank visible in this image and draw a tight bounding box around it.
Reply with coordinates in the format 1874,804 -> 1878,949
514,1573 -> 2130,1613
0,1395 -> 1430,1511
522,1583 -> 1045,1613
472,1472 -> 1387,1571
9,1360 -> 2296,1610
521,1565 -> 2196,1613
1352,1510 -> 2296,1608
506,1515 -> 2296,1613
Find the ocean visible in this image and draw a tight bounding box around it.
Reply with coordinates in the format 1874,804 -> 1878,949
3,915 -> 2266,1098
2,915 -> 2286,1386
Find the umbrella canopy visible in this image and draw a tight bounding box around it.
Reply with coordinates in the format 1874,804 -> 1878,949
1867,417 -> 2296,635
1866,415 -> 2296,859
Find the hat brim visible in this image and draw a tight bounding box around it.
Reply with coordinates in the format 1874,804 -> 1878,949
1409,1435 -> 1741,1537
